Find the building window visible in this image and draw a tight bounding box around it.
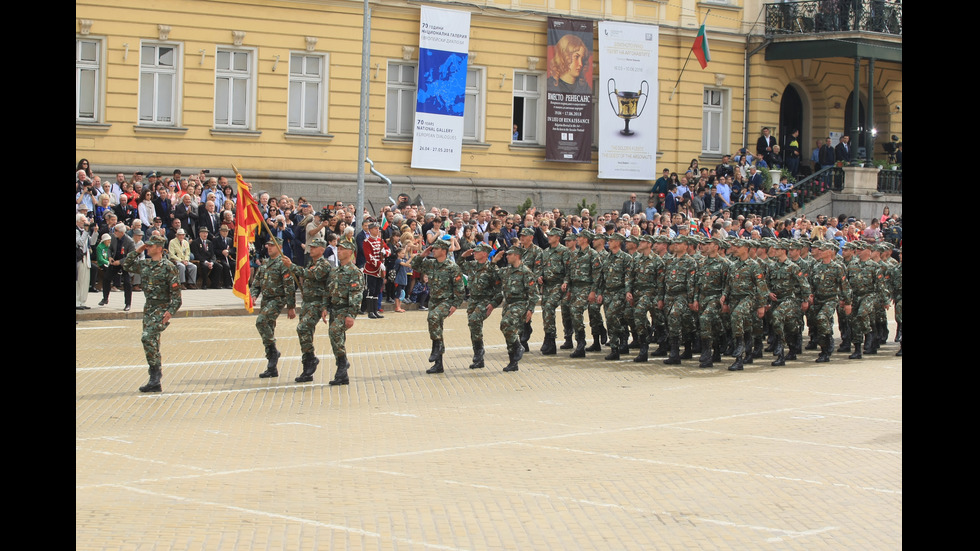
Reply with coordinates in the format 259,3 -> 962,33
513,71 -> 543,144
288,53 -> 329,132
386,62 -> 417,138
215,48 -> 255,129
463,67 -> 485,142
139,43 -> 180,125
76,38 -> 102,122
702,88 -> 729,155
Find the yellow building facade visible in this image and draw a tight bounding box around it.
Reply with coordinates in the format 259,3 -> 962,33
76,0 -> 901,212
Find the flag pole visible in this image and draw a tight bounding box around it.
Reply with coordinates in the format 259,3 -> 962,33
231,165 -> 302,291
669,9 -> 711,102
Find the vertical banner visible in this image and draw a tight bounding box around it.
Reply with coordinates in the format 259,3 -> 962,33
546,17 -> 594,163
411,6 -> 471,172
598,21 -> 659,180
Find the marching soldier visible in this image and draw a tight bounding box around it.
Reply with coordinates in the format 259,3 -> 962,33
323,239 -> 363,385
809,240 -> 851,362
538,228 -> 571,355
627,234 -> 664,363
659,236 -> 698,364
282,237 -> 332,383
458,243 -> 503,369
845,241 -> 880,359
559,232 -> 578,350
721,238 -> 769,371
500,246 -> 539,372
694,237 -> 729,367
252,240 -> 297,378
411,239 -> 466,374
593,233 -> 632,360
517,227 -> 543,352
890,247 -> 902,356
767,241 -> 812,366
123,234 -> 182,393
567,231 -> 603,358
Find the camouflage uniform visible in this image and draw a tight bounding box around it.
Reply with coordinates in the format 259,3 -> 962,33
659,236 -> 698,364
567,231 -> 603,357
810,240 -> 851,362
722,239 -> 770,370
459,243 -> 503,369
626,235 -> 665,362
323,239 -> 363,385
767,243 -> 812,366
845,243 -> 881,358
499,246 -> 539,371
123,235 -> 182,392
538,228 -> 571,354
890,250 -> 902,356
251,251 -> 297,376
558,233 -> 578,349
293,238 -> 333,382
411,240 -> 465,373
595,234 -> 632,360
694,238 -> 729,367
517,228 -> 543,351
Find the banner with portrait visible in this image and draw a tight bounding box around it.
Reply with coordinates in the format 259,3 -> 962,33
411,6 -> 471,172
597,21 -> 659,180
545,17 -> 594,163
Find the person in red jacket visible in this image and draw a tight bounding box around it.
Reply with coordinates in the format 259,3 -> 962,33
361,221 -> 390,319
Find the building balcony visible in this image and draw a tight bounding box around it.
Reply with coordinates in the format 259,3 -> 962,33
765,1 -> 902,38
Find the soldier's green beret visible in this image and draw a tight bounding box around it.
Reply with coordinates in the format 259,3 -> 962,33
337,239 -> 357,251
473,243 -> 493,253
146,235 -> 167,247
519,227 -> 535,237
309,237 -> 327,248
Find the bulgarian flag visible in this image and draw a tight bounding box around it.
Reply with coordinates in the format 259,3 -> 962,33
233,172 -> 264,312
380,214 -> 390,232
692,24 -> 710,69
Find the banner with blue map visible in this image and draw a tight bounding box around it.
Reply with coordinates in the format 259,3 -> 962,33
411,6 -> 470,172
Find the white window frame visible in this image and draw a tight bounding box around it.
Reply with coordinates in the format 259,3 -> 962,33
463,66 -> 486,143
385,61 -> 417,139
214,47 -> 257,130
288,52 -> 330,133
512,71 -> 545,145
702,87 -> 730,155
138,41 -> 182,126
76,37 -> 104,122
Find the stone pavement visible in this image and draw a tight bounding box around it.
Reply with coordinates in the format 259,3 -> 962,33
76,294 -> 902,550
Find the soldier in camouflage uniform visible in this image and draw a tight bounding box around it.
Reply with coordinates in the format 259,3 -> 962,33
890,247 -> 902,356
649,235 -> 672,356
810,240 -> 851,362
538,228 -> 571,355
123,234 -> 182,392
500,246 -> 539,372
458,243 -> 503,369
283,237 -> 332,383
694,237 -> 729,367
594,233 -> 632,360
767,241 -> 812,366
721,238 -> 769,371
787,240 -> 814,356
845,241 -> 880,359
251,240 -> 297,378
559,232 -> 577,350
587,232 -> 609,351
627,234 -> 664,363
659,236 -> 698,364
567,231 -> 603,358
517,227 -> 543,352
869,243 -> 895,353
836,242 -> 859,352
411,239 -> 466,374
323,239 -> 363,385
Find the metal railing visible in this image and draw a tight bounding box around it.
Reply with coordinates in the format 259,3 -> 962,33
728,166 -> 844,219
877,169 -> 902,194
765,1 -> 902,36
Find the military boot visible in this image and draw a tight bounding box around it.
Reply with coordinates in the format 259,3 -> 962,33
805,335 -> 819,350
469,340 -> 486,369
604,334 -> 621,360
520,322 -> 532,352
540,333 -> 557,355
663,337 -> 681,365
713,335 -> 725,362
728,336 -> 745,371
838,325 -> 852,352
815,335 -> 831,363
848,337 -> 863,359
259,345 -> 280,378
724,333 -> 735,356
503,343 -> 519,372
329,355 -> 350,385
428,340 -> 444,362
633,334 -> 649,363
617,333 -> 630,355
786,334 -> 800,361
628,328 -> 641,349
698,338 -> 713,368
139,366 -> 163,393
426,357 -> 445,374
863,332 -> 876,355
586,332 -> 603,352
765,334 -> 776,353
743,336 -> 755,365
560,322 -> 574,349
651,334 -> 669,357
295,354 -> 319,383
680,340 -> 693,360
751,336 -> 764,359
570,330 -> 587,358
599,324 -> 608,345
771,336 -> 786,366
692,335 -> 702,354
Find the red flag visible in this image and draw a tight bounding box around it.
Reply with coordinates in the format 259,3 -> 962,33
233,172 -> 263,312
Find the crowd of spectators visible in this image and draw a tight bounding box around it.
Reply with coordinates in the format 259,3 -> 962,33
75,157 -> 901,312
